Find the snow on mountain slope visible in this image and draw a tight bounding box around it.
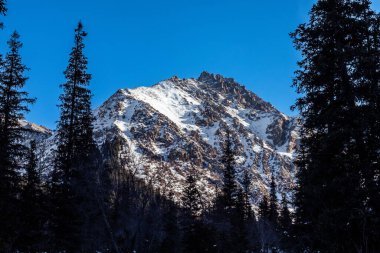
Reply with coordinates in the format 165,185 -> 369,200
27,72 -> 298,205
90,72 -> 299,204
19,119 -> 52,145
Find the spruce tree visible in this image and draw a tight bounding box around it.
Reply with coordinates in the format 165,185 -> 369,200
258,195 -> 270,220
279,194 -> 291,234
268,172 -> 278,226
241,171 -> 260,251
160,193 -> 180,253
0,31 -> 35,253
291,0 -> 380,251
18,140 -> 45,252
50,22 -> 100,252
212,128 -> 249,252
181,173 -> 206,253
257,195 -> 275,253
220,128 -> 237,212
233,188 -> 249,253
182,173 -> 202,218
278,193 -> 292,251
241,170 -> 254,220
0,0 -> 6,29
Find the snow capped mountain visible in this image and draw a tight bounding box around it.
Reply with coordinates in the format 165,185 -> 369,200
29,72 -> 298,205
90,71 -> 299,204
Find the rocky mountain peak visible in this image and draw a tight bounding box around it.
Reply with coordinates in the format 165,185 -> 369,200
90,72 -> 299,203
198,71 -> 235,85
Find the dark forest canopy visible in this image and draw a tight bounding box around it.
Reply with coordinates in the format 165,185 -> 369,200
291,0 -> 380,252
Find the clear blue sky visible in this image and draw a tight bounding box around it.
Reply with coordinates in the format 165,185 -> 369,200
0,0 -> 379,129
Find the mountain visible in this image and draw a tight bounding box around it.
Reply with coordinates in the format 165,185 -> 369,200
19,119 -> 52,145
34,72 -> 299,206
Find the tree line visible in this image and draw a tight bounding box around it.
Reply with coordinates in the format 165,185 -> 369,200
0,0 -> 380,252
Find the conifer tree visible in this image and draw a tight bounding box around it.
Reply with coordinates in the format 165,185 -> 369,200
18,140 -> 45,252
220,128 -> 237,212
268,172 -> 278,225
0,0 -> 6,29
160,192 -> 180,253
0,31 -> 35,252
50,22 -> 100,252
257,195 -> 277,253
181,173 -> 207,253
279,193 -> 291,234
241,171 -> 260,251
182,173 -> 203,218
258,195 -> 270,220
212,128 -> 250,252
232,188 -> 249,253
291,0 -> 380,251
278,193 -> 292,251
241,170 -> 254,220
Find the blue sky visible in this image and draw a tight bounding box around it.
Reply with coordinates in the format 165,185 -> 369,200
0,0 -> 379,129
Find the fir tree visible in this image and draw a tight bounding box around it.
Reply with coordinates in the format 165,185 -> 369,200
241,171 -> 260,251
0,0 -> 6,29
220,128 -> 237,212
212,128 -> 250,252
17,140 -> 45,252
278,193 -> 292,251
160,192 -> 180,253
181,173 -> 203,253
258,195 -> 278,253
50,22 -> 100,252
0,31 -> 35,253
232,188 -> 249,253
268,172 -> 278,226
258,195 -> 270,220
291,0 -> 380,251
241,170 -> 254,220
279,193 -> 291,234
182,173 -> 202,218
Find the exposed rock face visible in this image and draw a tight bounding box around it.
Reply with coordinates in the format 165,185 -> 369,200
19,119 -> 52,145
90,72 -> 300,205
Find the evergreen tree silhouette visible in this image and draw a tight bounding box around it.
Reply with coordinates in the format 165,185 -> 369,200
220,128 -> 238,212
0,31 -> 35,252
50,22 -> 100,252
18,141 -> 45,252
291,0 -> 380,251
160,192 -> 180,253
268,172 -> 278,226
0,0 -> 6,29
259,195 -> 270,220
181,173 -> 205,253
278,193 -> 292,251
241,170 -> 254,220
